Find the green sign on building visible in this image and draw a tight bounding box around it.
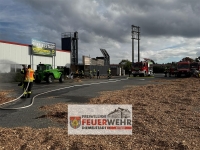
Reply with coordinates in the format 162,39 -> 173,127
32,39 -> 56,56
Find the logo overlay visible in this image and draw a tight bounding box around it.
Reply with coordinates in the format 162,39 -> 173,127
68,105 -> 132,135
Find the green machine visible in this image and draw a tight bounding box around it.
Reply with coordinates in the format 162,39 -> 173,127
34,64 -> 64,83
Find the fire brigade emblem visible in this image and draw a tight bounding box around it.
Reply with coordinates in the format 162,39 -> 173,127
70,116 -> 81,129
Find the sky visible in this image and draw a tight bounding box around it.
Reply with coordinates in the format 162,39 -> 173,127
0,0 -> 200,64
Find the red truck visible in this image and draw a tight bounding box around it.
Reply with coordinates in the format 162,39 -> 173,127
176,61 -> 191,77
132,58 -> 153,77
168,63 -> 177,77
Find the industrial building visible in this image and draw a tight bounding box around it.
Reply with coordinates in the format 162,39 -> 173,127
0,32 -> 80,74
0,31 -> 122,77
0,40 -> 71,73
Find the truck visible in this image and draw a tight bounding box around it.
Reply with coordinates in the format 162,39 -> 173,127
168,63 -> 177,77
34,64 -> 64,83
176,61 -> 191,77
132,58 -> 154,77
190,62 -> 200,71
190,62 -> 200,77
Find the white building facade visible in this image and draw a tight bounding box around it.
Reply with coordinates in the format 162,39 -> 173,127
0,40 -> 71,73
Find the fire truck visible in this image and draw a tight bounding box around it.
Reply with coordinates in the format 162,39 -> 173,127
190,62 -> 200,77
176,61 -> 191,77
190,62 -> 200,71
132,58 -> 154,77
168,62 -> 177,77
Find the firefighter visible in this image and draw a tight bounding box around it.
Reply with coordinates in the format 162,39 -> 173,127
21,65 -> 34,98
81,70 -> 84,78
164,67 -> 168,77
107,68 -> 111,78
18,65 -> 27,87
89,70 -> 92,79
97,70 -> 100,79
93,69 -> 96,77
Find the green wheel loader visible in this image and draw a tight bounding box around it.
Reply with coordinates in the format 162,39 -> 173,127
34,64 -> 64,83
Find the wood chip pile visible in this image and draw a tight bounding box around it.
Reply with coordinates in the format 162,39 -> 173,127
74,78 -> 82,82
0,78 -> 200,149
0,90 -> 13,105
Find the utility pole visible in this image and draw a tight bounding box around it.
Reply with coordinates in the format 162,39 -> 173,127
131,25 -> 140,62
138,27 -> 140,62
132,27 -> 134,63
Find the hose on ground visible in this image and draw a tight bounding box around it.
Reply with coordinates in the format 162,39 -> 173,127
0,77 -> 129,110
0,70 -> 30,109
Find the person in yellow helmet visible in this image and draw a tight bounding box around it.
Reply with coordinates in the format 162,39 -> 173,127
109,68 -> 111,74
93,69 -> 96,77
89,70 -> 92,79
107,68 -> 111,78
21,65 -> 35,98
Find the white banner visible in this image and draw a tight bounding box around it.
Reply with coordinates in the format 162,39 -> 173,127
68,104 -> 132,135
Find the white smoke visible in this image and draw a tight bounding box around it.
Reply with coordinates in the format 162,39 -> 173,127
0,60 -> 21,73
0,59 -> 22,83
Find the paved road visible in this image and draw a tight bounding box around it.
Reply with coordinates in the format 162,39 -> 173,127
0,74 -> 175,128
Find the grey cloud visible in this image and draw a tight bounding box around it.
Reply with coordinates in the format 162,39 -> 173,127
18,0 -> 200,45
2,0 -> 200,64
103,0 -> 200,38
195,49 -> 200,56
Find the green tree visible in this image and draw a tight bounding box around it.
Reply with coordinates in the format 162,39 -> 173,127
181,57 -> 194,62
119,59 -> 132,73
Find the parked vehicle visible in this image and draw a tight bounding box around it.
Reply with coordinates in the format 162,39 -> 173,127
34,64 -> 64,83
132,58 -> 153,77
176,61 -> 191,77
168,63 -> 177,77
190,62 -> 200,77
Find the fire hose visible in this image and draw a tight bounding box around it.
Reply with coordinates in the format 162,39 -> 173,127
0,77 -> 129,110
0,70 -> 31,110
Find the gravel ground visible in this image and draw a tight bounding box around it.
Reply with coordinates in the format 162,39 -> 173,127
0,78 -> 200,149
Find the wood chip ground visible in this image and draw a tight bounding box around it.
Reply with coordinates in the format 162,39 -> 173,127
0,78 -> 200,149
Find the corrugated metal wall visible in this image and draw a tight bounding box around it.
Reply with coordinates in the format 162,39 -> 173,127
0,42 -> 30,73
56,51 -> 70,68
0,43 -> 30,63
0,42 -> 70,73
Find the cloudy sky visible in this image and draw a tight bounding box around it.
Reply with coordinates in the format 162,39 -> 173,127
0,0 -> 200,64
